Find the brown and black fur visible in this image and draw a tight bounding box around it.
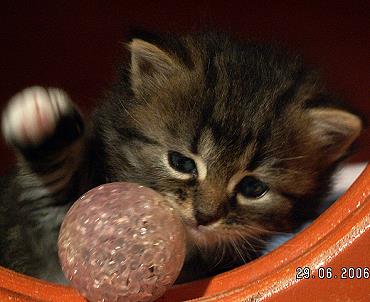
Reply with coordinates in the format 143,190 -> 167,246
0,32 -> 363,283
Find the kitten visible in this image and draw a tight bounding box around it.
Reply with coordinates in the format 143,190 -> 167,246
0,32 -> 363,283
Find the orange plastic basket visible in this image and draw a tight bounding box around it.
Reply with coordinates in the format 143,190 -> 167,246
1,165 -> 369,302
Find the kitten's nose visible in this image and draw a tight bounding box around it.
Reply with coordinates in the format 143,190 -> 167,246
193,183 -> 227,226
194,210 -> 221,226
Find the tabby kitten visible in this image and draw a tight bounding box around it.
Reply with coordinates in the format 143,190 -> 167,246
0,32 -> 363,283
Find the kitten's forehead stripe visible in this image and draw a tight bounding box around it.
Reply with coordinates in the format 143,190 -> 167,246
191,128 -> 202,154
203,53 -> 219,90
247,125 -> 273,171
191,90 -> 217,154
197,129 -> 217,162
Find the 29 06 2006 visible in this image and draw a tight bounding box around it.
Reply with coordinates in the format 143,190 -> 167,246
296,267 -> 369,279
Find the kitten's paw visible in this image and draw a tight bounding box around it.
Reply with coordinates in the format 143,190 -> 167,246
1,86 -> 81,147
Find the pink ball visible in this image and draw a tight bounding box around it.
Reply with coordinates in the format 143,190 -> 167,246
58,182 -> 186,302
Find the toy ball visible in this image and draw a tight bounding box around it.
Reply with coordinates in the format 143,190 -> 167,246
58,182 -> 186,302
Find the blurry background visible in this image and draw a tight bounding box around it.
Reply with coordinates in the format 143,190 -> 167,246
0,1 -> 369,171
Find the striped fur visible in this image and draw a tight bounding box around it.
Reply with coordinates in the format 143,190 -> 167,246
0,32 -> 363,283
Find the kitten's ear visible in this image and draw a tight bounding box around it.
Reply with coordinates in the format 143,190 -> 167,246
128,39 -> 179,94
308,108 -> 362,163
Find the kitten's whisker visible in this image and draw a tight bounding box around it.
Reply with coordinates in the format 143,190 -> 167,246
210,233 -> 226,270
193,240 -> 202,253
266,167 -> 303,175
223,230 -> 252,264
220,240 -> 227,267
244,224 -> 289,236
235,230 -> 258,255
230,238 -> 247,265
119,99 -> 145,128
189,234 -> 203,256
262,146 -> 306,161
274,155 -> 307,161
236,229 -> 268,243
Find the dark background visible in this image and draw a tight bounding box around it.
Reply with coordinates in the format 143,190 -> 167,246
1,1 -> 369,171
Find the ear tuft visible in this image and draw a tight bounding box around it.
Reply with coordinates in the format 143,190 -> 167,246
128,39 -> 177,93
308,108 -> 362,163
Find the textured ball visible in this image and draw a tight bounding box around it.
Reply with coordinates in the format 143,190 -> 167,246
58,182 -> 186,302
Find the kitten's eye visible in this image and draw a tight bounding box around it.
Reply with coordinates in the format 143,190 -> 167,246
238,176 -> 269,198
168,151 -> 197,174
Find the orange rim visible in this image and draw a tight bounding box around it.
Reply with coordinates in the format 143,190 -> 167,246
1,165 -> 369,302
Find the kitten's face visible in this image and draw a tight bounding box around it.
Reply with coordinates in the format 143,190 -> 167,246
98,33 -> 362,267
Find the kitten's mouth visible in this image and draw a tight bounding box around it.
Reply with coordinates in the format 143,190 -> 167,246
161,195 -> 219,242
181,218 -> 220,245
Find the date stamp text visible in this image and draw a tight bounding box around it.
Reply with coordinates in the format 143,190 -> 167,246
296,267 -> 369,280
